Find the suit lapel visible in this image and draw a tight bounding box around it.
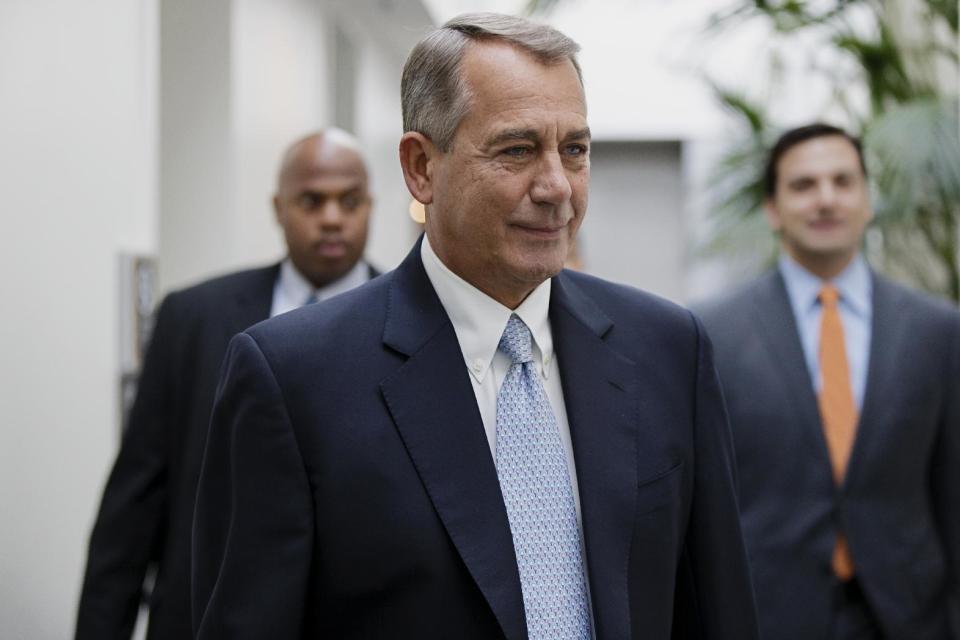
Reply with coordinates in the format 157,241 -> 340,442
550,274 -> 637,639
229,264 -> 278,331
378,242 -> 527,640
845,273 -> 903,483
750,272 -> 831,463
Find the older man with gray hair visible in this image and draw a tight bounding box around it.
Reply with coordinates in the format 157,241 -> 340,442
192,13 -> 758,639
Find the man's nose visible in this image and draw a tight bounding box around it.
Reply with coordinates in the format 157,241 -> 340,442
530,152 -> 573,205
318,200 -> 344,227
815,181 -> 837,209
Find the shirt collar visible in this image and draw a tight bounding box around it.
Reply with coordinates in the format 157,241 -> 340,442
314,259 -> 370,302
277,259 -> 315,307
778,252 -> 872,319
278,258 -> 370,306
420,234 -> 553,383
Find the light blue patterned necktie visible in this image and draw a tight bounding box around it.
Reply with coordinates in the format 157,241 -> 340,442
495,314 -> 592,639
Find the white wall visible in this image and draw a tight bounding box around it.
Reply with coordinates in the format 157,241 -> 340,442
159,0 -> 337,293
0,1 -> 434,635
159,0 -> 430,292
231,0 -> 334,277
351,22 -> 425,271
582,142 -> 686,300
159,0 -> 236,291
0,1 -> 159,637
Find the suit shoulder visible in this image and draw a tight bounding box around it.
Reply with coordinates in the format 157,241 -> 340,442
165,265 -> 277,306
245,271 -> 390,352
693,274 -> 771,321
874,274 -> 960,331
564,269 -> 685,313
561,269 -> 698,340
876,273 -> 958,314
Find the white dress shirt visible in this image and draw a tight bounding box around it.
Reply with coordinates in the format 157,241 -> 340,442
420,236 -> 585,523
421,236 -> 596,634
270,259 -> 371,318
779,253 -> 873,410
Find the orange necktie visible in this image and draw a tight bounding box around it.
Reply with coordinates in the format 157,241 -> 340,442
817,284 -> 857,580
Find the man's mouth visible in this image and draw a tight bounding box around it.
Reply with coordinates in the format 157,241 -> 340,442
511,222 -> 567,239
315,241 -> 347,258
809,219 -> 842,231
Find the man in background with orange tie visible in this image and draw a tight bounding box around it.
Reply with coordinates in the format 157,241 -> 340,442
697,123 -> 959,639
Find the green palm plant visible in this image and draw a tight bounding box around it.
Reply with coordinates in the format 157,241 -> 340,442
704,0 -> 960,302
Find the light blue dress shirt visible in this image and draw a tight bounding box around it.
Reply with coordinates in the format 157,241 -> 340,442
779,254 -> 873,410
270,258 -> 370,317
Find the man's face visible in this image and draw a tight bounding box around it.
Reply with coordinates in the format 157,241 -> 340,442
425,42 -> 589,308
765,135 -> 873,275
274,141 -> 371,288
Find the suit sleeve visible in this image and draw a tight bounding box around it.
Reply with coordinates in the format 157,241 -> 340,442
192,332 -> 313,640
75,295 -> 180,640
931,312 -> 960,630
673,314 -> 759,639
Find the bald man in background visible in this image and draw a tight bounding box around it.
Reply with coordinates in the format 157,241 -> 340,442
76,129 -> 379,640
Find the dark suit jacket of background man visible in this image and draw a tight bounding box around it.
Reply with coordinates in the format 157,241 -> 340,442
76,263 -> 378,640
192,238 -> 759,640
697,269 -> 960,639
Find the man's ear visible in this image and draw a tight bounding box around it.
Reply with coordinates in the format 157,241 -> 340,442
763,198 -> 781,232
272,194 -> 284,225
399,132 -> 438,206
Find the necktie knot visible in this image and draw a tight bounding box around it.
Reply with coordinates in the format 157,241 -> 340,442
819,284 -> 840,307
498,314 -> 534,365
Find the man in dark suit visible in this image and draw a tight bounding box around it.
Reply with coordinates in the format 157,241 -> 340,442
192,13 -> 758,640
697,124 -> 960,639
75,129 -> 379,640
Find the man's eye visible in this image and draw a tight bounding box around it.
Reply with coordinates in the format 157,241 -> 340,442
503,146 -> 532,158
564,144 -> 588,157
298,194 -> 322,209
340,194 -> 361,211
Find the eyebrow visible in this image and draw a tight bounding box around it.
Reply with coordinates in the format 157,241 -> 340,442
487,129 -> 539,146
486,126 -> 592,147
564,127 -> 592,143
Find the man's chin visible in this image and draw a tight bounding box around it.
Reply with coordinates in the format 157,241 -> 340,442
306,264 -> 352,289
512,260 -> 565,287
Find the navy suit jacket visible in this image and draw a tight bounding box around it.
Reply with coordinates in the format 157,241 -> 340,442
76,263 -> 378,640
77,265 -> 278,640
697,270 -> 960,639
192,240 -> 758,639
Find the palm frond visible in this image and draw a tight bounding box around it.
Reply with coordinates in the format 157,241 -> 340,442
865,98 -> 960,220
926,0 -> 959,32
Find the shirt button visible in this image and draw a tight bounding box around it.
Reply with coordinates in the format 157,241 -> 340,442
471,359 -> 483,373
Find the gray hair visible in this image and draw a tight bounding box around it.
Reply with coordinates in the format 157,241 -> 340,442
401,12 -> 582,152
